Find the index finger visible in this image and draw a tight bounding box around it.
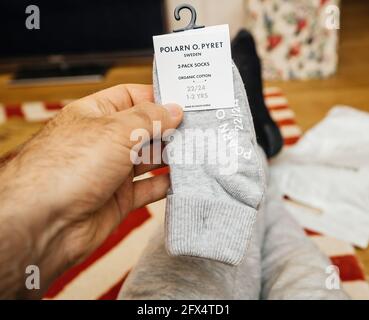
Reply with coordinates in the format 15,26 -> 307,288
91,84 -> 154,111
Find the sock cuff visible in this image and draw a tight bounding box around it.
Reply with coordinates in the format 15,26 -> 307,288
165,195 -> 257,265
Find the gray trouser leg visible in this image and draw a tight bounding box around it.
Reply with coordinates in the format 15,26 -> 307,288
118,213 -> 263,300
261,196 -> 349,300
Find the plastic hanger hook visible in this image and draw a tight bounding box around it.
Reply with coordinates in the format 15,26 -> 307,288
173,4 -> 205,32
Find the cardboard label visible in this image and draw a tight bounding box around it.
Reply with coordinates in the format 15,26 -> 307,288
153,25 -> 234,111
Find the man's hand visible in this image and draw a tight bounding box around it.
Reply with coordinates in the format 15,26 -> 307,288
0,84 -> 183,299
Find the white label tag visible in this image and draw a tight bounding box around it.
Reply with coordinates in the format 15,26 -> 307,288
153,24 -> 234,111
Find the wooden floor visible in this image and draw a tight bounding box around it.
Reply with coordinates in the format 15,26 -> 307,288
0,0 -> 369,276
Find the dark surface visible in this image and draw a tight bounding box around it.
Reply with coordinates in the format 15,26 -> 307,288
0,0 -> 165,58
11,63 -> 109,84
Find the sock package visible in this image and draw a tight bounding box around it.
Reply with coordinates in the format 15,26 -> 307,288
153,61 -> 266,265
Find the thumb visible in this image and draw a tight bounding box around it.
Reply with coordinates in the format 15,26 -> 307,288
112,102 -> 183,148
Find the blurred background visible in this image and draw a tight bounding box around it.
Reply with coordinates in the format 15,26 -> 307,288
1,0 -> 369,300
0,1 -> 367,128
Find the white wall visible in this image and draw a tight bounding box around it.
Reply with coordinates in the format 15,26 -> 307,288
164,0 -> 246,38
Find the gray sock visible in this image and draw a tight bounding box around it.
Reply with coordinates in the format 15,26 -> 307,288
153,61 -> 266,265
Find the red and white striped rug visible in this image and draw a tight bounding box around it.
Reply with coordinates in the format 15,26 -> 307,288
1,87 -> 368,299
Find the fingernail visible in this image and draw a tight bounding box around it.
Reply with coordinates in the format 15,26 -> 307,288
163,103 -> 183,119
